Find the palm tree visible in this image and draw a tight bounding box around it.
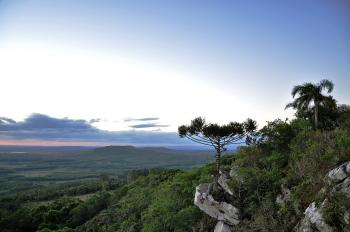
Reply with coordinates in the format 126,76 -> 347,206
285,79 -> 335,129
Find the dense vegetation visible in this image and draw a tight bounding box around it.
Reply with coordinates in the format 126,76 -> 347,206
231,115 -> 350,231
0,166 -> 217,232
1,80 -> 349,231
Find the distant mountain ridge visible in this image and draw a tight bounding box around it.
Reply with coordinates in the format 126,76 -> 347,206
0,145 -> 97,152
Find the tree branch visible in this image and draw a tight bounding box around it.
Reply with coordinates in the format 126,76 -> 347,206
185,135 -> 213,146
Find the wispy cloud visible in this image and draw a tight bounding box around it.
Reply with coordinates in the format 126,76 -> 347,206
129,123 -> 169,129
124,117 -> 160,122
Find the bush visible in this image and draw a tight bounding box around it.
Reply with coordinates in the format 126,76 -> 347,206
322,192 -> 350,230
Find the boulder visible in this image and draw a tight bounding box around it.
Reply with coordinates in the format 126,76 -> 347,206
336,177 -> 350,198
297,201 -> 333,232
296,161 -> 350,231
327,161 -> 350,183
218,170 -> 234,196
214,221 -> 233,232
194,183 -> 240,226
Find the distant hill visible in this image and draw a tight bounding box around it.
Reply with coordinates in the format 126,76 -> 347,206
0,145 -> 214,195
0,145 -> 97,152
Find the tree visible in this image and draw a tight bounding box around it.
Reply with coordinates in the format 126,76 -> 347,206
285,79 -> 335,129
295,96 -> 338,130
336,104 -> 350,126
99,173 -> 111,191
178,117 -> 257,172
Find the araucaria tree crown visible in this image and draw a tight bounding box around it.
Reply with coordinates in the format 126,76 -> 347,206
178,117 -> 257,172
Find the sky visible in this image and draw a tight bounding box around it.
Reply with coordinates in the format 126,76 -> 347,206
0,0 -> 349,147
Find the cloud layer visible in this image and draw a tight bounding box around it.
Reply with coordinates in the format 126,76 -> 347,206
0,114 -> 188,146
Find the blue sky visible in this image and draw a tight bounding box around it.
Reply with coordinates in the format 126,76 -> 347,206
0,0 -> 349,146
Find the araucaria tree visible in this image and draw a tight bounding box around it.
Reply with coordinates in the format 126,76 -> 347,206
178,117 -> 257,172
285,79 -> 335,129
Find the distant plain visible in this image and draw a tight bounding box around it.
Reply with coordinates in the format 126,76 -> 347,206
0,145 -> 214,195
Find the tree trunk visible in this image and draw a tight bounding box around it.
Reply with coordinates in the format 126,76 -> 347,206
215,150 -> 221,172
314,101 -> 319,129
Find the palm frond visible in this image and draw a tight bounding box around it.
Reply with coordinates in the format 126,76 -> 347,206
291,85 -> 301,98
318,79 -> 334,93
285,102 -> 296,110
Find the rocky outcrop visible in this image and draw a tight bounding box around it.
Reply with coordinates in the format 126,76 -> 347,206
335,177 -> 350,198
326,161 -> 350,200
214,221 -> 233,232
217,170 -> 234,196
296,161 -> 350,232
194,168 -> 241,231
194,183 -> 240,226
297,201 -> 333,232
327,161 -> 350,183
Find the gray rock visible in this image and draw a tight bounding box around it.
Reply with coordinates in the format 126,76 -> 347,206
296,162 -> 350,232
218,170 -> 234,196
194,183 -> 240,226
276,184 -> 291,205
327,161 -> 350,183
214,221 -> 233,232
297,216 -> 313,232
336,177 -> 350,198
297,201 -> 333,232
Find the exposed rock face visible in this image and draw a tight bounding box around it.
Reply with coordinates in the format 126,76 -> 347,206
297,161 -> 350,231
327,161 -> 350,208
194,167 -> 242,231
194,183 -> 240,226
214,221 -> 233,232
336,177 -> 350,198
327,161 -> 350,183
297,201 -> 333,232
218,170 -> 234,196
